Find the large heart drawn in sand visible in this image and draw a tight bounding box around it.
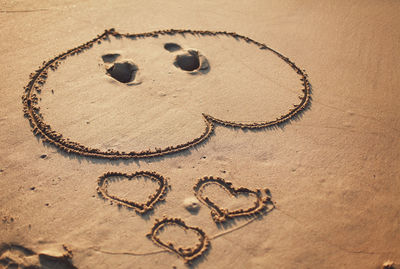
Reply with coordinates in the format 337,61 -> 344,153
147,217 -> 210,264
193,176 -> 274,222
22,28 -> 311,160
97,171 -> 169,214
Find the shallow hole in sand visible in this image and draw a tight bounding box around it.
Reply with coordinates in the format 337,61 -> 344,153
174,51 -> 200,71
164,42 -> 182,52
106,60 -> 138,83
101,53 -> 120,63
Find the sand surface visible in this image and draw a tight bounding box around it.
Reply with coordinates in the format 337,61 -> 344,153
0,0 -> 399,268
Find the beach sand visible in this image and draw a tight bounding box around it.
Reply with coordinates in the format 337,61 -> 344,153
0,0 -> 399,268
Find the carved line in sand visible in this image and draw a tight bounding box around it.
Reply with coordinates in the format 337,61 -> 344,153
97,171 -> 169,214
194,176 -> 274,223
147,217 -> 210,264
22,28 -> 311,159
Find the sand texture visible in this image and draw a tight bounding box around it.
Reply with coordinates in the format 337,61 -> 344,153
0,0 -> 399,268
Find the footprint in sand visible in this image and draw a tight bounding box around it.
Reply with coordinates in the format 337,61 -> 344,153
101,41 -> 208,85
0,243 -> 76,269
101,53 -> 141,85
163,42 -> 209,73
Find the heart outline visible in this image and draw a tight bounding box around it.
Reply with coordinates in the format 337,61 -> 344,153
147,217 -> 210,264
97,171 -> 169,214
22,28 -> 311,160
193,176 -> 274,222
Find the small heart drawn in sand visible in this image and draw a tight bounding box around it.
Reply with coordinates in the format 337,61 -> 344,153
147,217 -> 210,264
97,171 -> 169,214
193,176 -> 274,222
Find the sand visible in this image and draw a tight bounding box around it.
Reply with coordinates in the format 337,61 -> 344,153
0,0 -> 399,268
